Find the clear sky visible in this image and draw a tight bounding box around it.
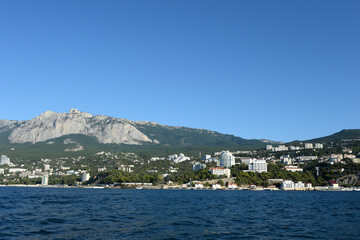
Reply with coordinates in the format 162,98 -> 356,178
0,1 -> 359,142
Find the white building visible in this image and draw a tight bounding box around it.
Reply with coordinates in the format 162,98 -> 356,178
201,155 -> 212,160
194,183 -> 204,189
98,167 -> 107,172
304,143 -> 313,149
294,182 -> 305,188
44,164 -> 50,171
297,156 -> 318,162
281,180 -> 294,189
219,151 -> 235,168
150,157 -> 165,161
274,145 -> 288,152
192,162 -> 206,171
314,143 -> 323,149
169,153 -> 190,163
41,175 -> 49,185
0,155 -> 11,165
212,183 -> 222,189
118,165 -> 134,173
289,145 -> 301,151
8,168 -> 27,173
209,167 -> 231,178
266,145 -> 273,151
227,183 -> 238,189
0,169 -> 4,175
283,166 -> 303,172
344,154 -> 356,159
81,173 -> 90,182
247,159 -> 267,173
204,157 -> 219,164
280,155 -> 293,165
240,157 -> 253,166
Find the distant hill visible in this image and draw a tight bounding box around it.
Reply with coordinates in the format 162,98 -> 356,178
306,129 -> 360,143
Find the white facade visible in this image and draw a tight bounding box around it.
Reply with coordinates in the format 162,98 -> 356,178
118,165 -> 134,173
314,143 -> 323,149
240,157 -> 253,166
297,156 -> 317,162
274,145 -> 288,152
192,162 -> 206,171
209,167 -> 231,178
227,183 -> 238,189
41,175 -> 49,185
0,169 -> 4,175
81,173 -> 90,182
280,155 -> 293,165
266,145 -> 273,151
219,151 -> 235,168
344,154 -> 356,159
201,155 -> 212,160
284,166 -> 303,172
281,180 -> 294,189
8,168 -> 27,173
289,145 -> 301,150
294,182 -> 305,188
304,143 -> 313,149
212,184 -> 222,189
0,155 -> 11,165
204,157 -> 219,164
194,183 -> 204,189
169,153 -> 190,163
247,159 -> 267,173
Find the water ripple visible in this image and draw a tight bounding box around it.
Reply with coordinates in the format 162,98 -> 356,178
0,188 -> 359,239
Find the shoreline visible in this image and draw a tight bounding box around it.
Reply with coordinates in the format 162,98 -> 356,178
0,184 -> 359,191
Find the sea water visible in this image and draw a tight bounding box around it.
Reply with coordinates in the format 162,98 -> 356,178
0,187 -> 359,239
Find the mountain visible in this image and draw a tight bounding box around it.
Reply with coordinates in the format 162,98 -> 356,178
259,139 -> 284,144
0,109 -> 265,157
2,109 -> 152,145
305,129 -> 360,143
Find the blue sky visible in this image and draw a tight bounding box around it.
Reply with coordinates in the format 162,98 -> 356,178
0,1 -> 359,142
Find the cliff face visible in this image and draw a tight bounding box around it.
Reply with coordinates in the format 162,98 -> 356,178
0,109 -> 266,149
5,109 -> 153,145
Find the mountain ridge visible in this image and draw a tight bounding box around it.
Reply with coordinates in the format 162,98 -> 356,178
0,109 -> 264,149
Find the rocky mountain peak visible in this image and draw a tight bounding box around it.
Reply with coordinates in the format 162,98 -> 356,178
6,109 -> 153,145
69,108 -> 80,114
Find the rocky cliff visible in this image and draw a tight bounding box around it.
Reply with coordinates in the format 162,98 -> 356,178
0,109 -> 266,149
2,109 -> 153,145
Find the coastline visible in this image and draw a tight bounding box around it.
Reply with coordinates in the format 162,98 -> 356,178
1,184 -> 359,191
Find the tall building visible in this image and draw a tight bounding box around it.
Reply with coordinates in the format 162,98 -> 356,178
41,175 -> 49,185
219,151 -> 235,168
248,159 -> 267,173
81,173 -> 90,182
0,155 -> 11,165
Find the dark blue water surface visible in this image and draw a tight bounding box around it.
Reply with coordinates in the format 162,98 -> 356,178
0,187 -> 359,240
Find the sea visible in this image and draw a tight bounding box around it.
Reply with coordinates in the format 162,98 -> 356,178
0,187 -> 359,240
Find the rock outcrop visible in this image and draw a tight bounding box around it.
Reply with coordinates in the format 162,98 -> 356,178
6,109 -> 153,145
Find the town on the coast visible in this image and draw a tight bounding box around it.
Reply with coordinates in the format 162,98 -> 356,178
1,139 -> 360,191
